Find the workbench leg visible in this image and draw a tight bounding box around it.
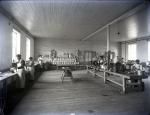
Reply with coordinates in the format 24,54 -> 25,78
86,65 -> 88,71
94,69 -> 96,77
86,66 -> 87,73
104,71 -> 106,83
61,75 -> 64,84
0,80 -> 7,115
122,78 -> 126,94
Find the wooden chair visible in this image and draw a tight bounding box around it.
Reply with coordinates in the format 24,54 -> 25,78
61,67 -> 73,83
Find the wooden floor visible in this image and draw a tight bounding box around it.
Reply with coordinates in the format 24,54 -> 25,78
10,70 -> 149,115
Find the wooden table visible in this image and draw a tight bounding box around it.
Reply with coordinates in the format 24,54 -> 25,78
0,72 -> 17,115
124,73 -> 145,91
87,66 -> 137,93
61,67 -> 73,83
56,64 -> 77,70
87,65 -> 148,93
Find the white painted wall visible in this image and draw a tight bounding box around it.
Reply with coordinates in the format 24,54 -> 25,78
0,13 -> 12,71
35,38 -> 92,58
137,40 -> 148,62
0,12 -> 34,71
121,43 -> 127,61
35,37 -> 120,63
90,40 -> 120,62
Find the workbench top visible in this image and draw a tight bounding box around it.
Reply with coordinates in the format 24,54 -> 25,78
0,72 -> 17,82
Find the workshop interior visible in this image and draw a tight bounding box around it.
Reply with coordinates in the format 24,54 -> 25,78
0,0 -> 150,115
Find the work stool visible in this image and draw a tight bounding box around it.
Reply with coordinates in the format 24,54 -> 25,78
61,67 -> 73,83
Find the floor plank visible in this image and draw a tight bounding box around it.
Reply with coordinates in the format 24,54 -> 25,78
11,70 -> 149,115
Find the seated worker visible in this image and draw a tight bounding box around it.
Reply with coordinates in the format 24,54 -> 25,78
98,56 -> 104,64
10,60 -> 17,73
93,60 -> 98,66
132,59 -> 145,75
115,57 -> 125,73
92,57 -> 98,68
26,57 -> 35,80
98,56 -> 105,69
38,55 -> 44,69
89,57 -> 98,71
61,67 -> 73,83
16,54 -> 26,89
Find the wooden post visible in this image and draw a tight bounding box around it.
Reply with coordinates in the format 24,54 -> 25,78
86,65 -> 89,74
104,71 -> 106,83
107,25 -> 110,70
86,65 -> 88,71
94,68 -> 96,77
122,77 -> 126,94
107,25 -> 110,52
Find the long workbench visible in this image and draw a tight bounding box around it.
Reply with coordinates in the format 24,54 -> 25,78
87,66 -> 146,94
0,72 -> 17,115
0,63 -> 42,115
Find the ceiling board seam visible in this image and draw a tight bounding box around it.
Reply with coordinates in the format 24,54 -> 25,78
81,3 -> 147,41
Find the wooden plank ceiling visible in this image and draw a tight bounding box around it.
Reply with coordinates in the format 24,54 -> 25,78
0,0 -> 144,40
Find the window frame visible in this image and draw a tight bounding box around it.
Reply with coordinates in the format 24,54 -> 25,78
12,29 -> 21,61
127,43 -> 137,60
148,41 -> 150,61
26,37 -> 31,60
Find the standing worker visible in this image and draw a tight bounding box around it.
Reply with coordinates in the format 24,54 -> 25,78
27,57 -> 35,80
38,55 -> 44,69
16,54 -> 26,89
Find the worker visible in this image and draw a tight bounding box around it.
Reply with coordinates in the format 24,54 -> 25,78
99,56 -> 104,64
98,56 -> 105,69
38,55 -> 44,69
132,59 -> 144,75
26,57 -> 35,80
92,57 -> 98,67
16,54 -> 26,89
115,57 -> 125,73
61,67 -> 73,83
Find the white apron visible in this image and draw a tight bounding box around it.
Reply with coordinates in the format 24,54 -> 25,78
27,66 -> 35,80
38,57 -> 43,68
17,60 -> 26,88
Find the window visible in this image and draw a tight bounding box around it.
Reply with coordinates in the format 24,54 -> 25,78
128,43 -> 137,60
148,41 -> 150,61
26,37 -> 31,60
12,29 -> 21,61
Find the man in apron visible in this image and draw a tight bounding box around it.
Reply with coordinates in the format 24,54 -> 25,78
16,54 -> 26,89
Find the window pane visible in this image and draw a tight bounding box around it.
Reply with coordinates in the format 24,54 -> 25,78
12,29 -> 20,61
128,43 -> 136,60
26,37 -> 30,60
148,41 -> 150,61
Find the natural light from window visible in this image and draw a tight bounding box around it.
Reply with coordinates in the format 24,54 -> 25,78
148,41 -> 150,61
12,29 -> 21,61
128,43 -> 137,60
26,37 -> 31,60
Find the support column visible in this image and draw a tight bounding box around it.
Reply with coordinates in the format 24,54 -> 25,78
106,25 -> 110,70
104,71 -> 106,83
107,25 -> 110,51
